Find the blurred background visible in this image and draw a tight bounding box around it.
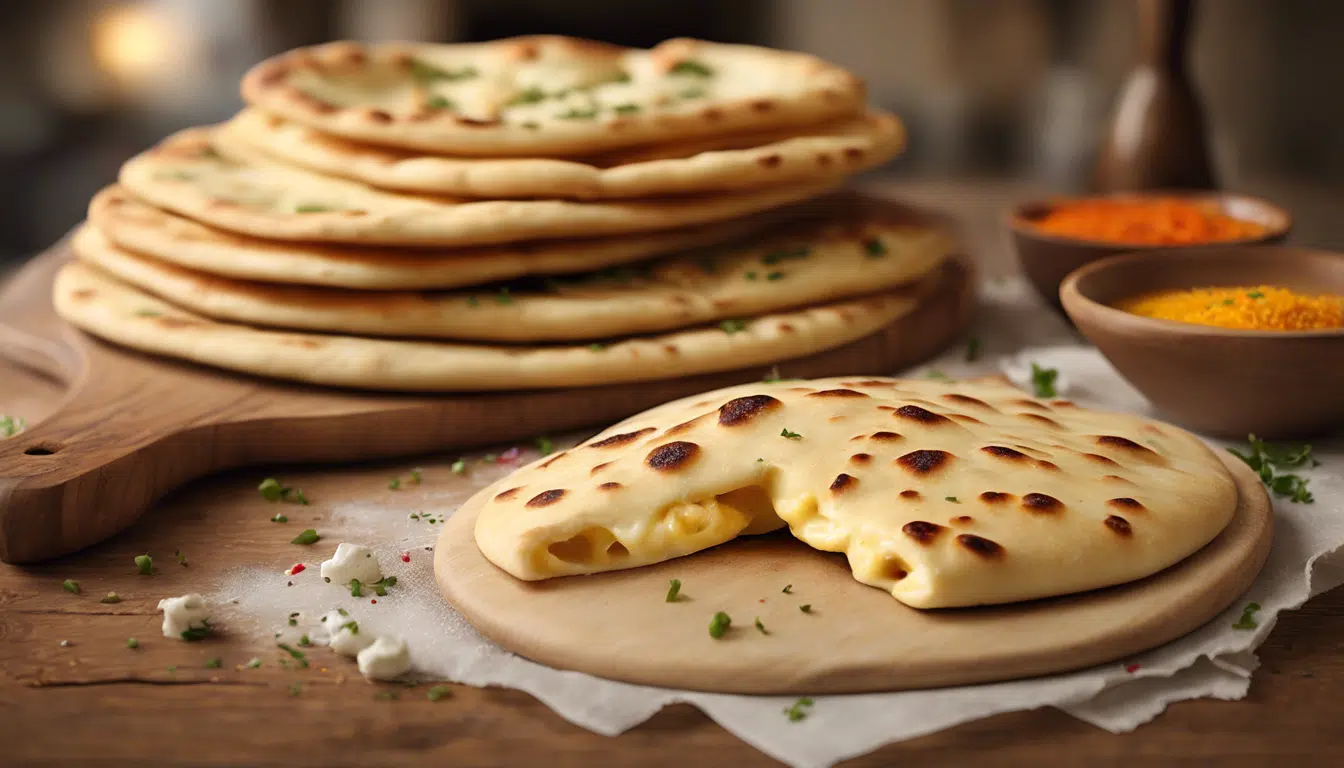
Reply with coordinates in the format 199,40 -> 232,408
0,0 -> 1341,266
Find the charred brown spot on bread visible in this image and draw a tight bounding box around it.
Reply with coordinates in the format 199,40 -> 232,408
701,107 -> 724,121
1018,413 -> 1063,429
589,427 -> 656,449
1108,497 -> 1144,511
853,379 -> 893,387
979,491 -> 1011,503
951,414 -> 985,426
288,88 -> 337,114
71,289 -> 96,300
597,482 -> 623,492
494,487 -> 523,502
156,317 -> 204,329
1104,515 -> 1133,536
1035,460 -> 1060,471
538,452 -> 566,469
896,449 -> 953,475
843,147 -> 865,161
666,415 -> 707,435
1083,452 -> 1119,466
829,473 -> 857,493
982,445 -> 1028,460
875,405 -> 896,412
645,441 -> 700,471
277,338 -> 323,349
365,109 -> 393,124
663,344 -> 679,355
902,520 -> 944,544
778,322 -> 796,333
816,153 -> 834,167
943,394 -> 994,410
1052,399 -> 1077,408
717,394 -> 781,426
1101,474 -> 1133,484
900,489 -> 921,499
894,405 -> 952,426
952,515 -> 974,525
1022,493 -> 1063,513
457,116 -> 503,127
957,534 -> 1003,558
850,453 -> 872,465
808,388 -> 868,398
756,154 -> 783,168
1097,435 -> 1156,454
750,99 -> 775,112
870,431 -> 903,442
256,63 -> 287,86
525,489 -> 566,508
1013,399 -> 1050,411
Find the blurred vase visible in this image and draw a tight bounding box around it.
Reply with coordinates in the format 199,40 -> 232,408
1094,0 -> 1218,192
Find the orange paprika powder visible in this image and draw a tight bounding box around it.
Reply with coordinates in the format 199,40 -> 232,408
1033,198 -> 1267,245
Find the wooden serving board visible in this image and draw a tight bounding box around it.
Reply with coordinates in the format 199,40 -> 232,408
435,452 -> 1272,695
0,242 -> 974,564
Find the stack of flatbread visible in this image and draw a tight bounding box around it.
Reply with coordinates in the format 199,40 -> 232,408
56,36 -> 957,392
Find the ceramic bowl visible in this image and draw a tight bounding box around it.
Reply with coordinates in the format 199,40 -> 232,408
1008,192 -> 1291,311
1060,246 -> 1344,438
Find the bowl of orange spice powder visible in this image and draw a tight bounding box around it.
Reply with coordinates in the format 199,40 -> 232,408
1061,246 -> 1344,438
1008,193 -> 1290,310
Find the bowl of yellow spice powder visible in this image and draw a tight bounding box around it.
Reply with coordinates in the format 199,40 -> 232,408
1061,246 -> 1344,438
1008,193 -> 1290,310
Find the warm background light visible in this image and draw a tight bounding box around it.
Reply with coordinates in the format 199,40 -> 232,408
91,3 -> 180,87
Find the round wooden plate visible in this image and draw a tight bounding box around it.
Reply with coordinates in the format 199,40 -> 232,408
435,452 -> 1272,695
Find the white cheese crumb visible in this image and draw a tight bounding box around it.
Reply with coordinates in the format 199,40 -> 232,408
157,593 -> 210,640
319,543 -> 383,587
319,609 -> 373,657
357,635 -> 410,681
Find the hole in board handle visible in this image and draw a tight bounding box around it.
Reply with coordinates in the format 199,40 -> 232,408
24,444 -> 61,456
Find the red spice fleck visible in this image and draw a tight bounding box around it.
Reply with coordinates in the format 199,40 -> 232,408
1125,663 -> 1141,674
370,599 -> 377,604
400,552 -> 411,563
758,599 -> 766,603
285,563 -> 306,576
498,447 -> 522,463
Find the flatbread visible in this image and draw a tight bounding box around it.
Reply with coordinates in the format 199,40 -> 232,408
53,263 -> 921,392
119,127 -> 837,247
471,377 -> 1238,608
239,37 -> 865,157
72,197 -> 952,342
222,108 -> 904,200
88,185 -> 776,291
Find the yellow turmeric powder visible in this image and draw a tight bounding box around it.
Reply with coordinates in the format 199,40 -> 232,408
1034,198 -> 1266,245
1116,285 -> 1343,331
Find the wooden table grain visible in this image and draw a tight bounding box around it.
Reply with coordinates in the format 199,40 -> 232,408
3,179 -> 1343,767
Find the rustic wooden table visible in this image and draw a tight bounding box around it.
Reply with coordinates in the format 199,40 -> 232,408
3,178 -> 1343,766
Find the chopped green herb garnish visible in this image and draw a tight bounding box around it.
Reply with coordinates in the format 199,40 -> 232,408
288,612 -> 299,626
451,459 -> 467,474
483,453 -> 497,463
965,337 -> 982,362
666,579 -> 682,602
349,579 -> 363,598
719,319 -> 748,334
612,103 -> 641,114
135,554 -> 153,575
167,665 -> 177,674
465,296 -> 480,308
754,617 -> 768,635
298,634 -> 312,647
588,343 -> 606,352
1222,298 -> 1235,306
181,622 -> 211,642
1030,362 -> 1058,398
761,246 -> 810,265
388,478 -> 401,490
174,550 -> 188,567
294,204 -> 331,214
862,237 -> 887,257
339,620 -> 359,635
126,638 -> 139,649
291,529 -> 319,546
493,287 -> 514,305
669,60 -> 714,77
277,643 -> 309,667
410,60 -> 478,83
245,657 -> 262,669
134,309 -> 161,317
409,468 -> 422,485
1248,291 -> 1265,300
371,576 -> 398,597
374,690 -> 399,701
1228,435 -> 1317,503
0,415 -> 26,438
763,366 -> 783,383
101,592 -> 121,604
708,611 -> 732,639
535,436 -> 555,456
427,685 -> 452,701
780,429 -> 802,440
271,514 -> 288,523
62,579 -> 80,594
784,697 -> 814,722
766,271 -> 784,281
259,478 -> 308,505
946,496 -> 960,503
782,584 -> 793,594
205,657 -> 222,669
293,490 -> 310,505
677,87 -> 706,99
557,106 -> 600,120
926,369 -> 950,381
506,86 -> 548,106
745,271 -> 758,281
289,682 -> 302,697
1232,601 -> 1261,629
424,94 -> 454,110
799,604 -> 812,613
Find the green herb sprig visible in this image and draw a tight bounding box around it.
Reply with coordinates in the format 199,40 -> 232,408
708,611 -> 732,639
784,697 -> 814,722
259,478 -> 309,505
1030,362 -> 1058,398
1228,435 -> 1317,504
666,579 -> 682,603
1232,602 -> 1261,630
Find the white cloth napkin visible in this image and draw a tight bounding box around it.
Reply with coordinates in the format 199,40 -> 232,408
214,277 -> 1344,767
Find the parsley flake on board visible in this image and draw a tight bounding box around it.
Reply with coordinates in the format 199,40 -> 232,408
271,514 -> 288,523
135,554 -> 153,575
666,579 -> 682,603
946,496 -> 960,503
371,576 -> 398,597
719,319 -> 748,334
800,604 -> 813,613
289,682 -> 302,697
180,621 -> 212,642
427,685 -> 452,702
535,436 -> 555,456
782,584 -> 793,594
780,429 -> 802,440
1232,602 -> 1261,630
1228,435 -> 1318,504
174,550 -> 188,567
1030,362 -> 1058,398
62,579 -> 80,594
0,415 -> 25,438
388,478 -> 401,491
708,611 -> 732,639
374,690 -> 399,701
205,657 -> 222,669
291,529 -> 320,546
754,617 -> 768,635
288,612 -> 299,627
101,592 -> 121,604
784,697 -> 814,722
277,643 -> 309,667
451,459 -> 467,474
349,579 -> 364,598
126,638 -> 139,649
245,657 -> 262,669
259,478 -> 308,505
